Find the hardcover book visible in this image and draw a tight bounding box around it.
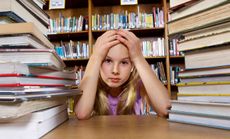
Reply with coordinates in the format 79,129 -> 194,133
0,104 -> 68,139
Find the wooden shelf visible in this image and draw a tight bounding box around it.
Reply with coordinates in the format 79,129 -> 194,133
47,31 -> 89,41
63,58 -> 89,67
44,0 -> 88,10
92,0 -> 162,6
92,28 -> 164,38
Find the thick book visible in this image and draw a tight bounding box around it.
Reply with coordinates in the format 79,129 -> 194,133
179,65 -> 230,77
0,62 -> 76,79
0,49 -> 65,70
0,22 -> 54,49
0,86 -> 82,102
0,73 -> 76,87
178,30 -> 230,52
170,0 -> 228,21
183,44 -> 230,69
0,104 -> 68,139
0,34 -> 52,49
180,21 -> 230,42
170,100 -> 230,117
0,98 -> 65,120
178,96 -> 230,103
0,0 -> 48,34
168,110 -> 230,130
168,2 -> 230,35
180,74 -> 230,83
169,0 -> 198,10
177,81 -> 230,95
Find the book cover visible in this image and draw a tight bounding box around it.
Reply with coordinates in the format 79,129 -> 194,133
170,100 -> 230,117
0,98 -> 65,120
168,2 -> 230,35
0,23 -> 53,49
0,49 -> 65,70
0,0 -> 48,34
0,104 -> 68,139
168,110 -> 230,130
0,34 -> 51,49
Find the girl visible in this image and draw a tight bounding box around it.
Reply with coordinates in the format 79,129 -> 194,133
75,30 -> 171,119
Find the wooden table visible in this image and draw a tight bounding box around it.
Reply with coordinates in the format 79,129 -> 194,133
42,115 -> 230,139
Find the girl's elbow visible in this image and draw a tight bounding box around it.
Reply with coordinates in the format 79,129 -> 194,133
75,111 -> 91,120
158,103 -> 171,117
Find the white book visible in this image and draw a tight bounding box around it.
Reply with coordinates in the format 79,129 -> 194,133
0,62 -> 76,79
171,100 -> 230,117
0,49 -> 65,70
169,110 -> 230,130
0,104 -> 68,139
0,98 -> 65,120
0,34 -> 50,49
0,0 -> 48,35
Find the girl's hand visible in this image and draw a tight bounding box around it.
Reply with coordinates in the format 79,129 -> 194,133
93,30 -> 120,61
116,30 -> 143,62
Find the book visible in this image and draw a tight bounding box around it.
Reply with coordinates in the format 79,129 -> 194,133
0,23 -> 54,49
18,0 -> 49,25
0,34 -> 51,49
0,73 -> 76,87
0,98 -> 65,120
178,96 -> 230,103
170,0 -> 229,21
168,2 -> 230,35
0,87 -> 82,102
178,30 -> 230,52
179,65 -> 230,77
0,49 -> 65,70
170,100 -> 230,117
183,44 -> 230,69
0,104 -> 68,139
177,81 -> 230,95
0,0 -> 48,34
169,0 -> 198,10
0,62 -> 77,79
179,16 -> 230,42
180,74 -> 230,83
168,110 -> 230,130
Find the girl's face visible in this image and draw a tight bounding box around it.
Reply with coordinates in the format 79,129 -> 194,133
100,44 -> 133,88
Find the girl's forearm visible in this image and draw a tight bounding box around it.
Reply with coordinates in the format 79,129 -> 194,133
133,56 -> 171,116
75,55 -> 102,119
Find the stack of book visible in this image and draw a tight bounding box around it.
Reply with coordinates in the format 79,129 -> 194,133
168,0 -> 230,130
0,0 -> 82,138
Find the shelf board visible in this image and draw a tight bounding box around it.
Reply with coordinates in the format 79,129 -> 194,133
170,55 -> 185,64
47,31 -> 89,41
145,56 -> 166,59
63,58 -> 89,66
43,0 -> 88,10
92,0 -> 162,6
170,55 -> 184,58
92,27 -> 164,38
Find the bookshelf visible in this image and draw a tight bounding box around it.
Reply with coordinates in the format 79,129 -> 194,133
44,0 -> 183,99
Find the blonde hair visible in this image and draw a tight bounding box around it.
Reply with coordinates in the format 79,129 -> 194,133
94,68 -> 140,115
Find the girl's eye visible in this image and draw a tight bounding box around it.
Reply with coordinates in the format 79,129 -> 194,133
104,59 -> 112,63
121,61 -> 129,65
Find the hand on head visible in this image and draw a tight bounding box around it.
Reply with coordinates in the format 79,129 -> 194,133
93,30 -> 120,61
116,30 -> 142,62
93,30 -> 142,62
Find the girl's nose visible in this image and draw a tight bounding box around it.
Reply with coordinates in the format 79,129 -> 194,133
112,64 -> 119,75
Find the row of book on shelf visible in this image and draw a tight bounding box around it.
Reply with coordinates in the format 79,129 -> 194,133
0,0 -> 82,138
92,7 -> 164,31
167,0 -> 230,130
48,6 -> 164,33
48,14 -> 88,33
53,37 -> 166,59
